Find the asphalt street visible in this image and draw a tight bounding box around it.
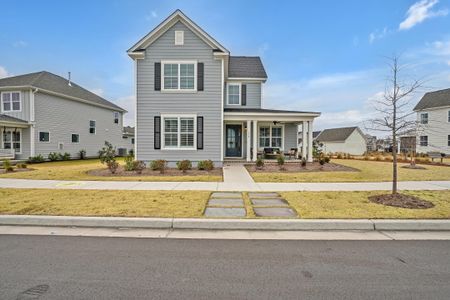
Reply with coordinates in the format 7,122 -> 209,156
0,235 -> 449,299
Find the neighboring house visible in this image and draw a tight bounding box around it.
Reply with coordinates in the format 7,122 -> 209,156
298,131 -> 321,147
0,71 -> 126,160
376,138 -> 392,152
316,126 -> 367,155
127,10 -> 321,166
399,130 -> 416,154
121,126 -> 135,154
414,88 -> 450,155
365,134 -> 377,152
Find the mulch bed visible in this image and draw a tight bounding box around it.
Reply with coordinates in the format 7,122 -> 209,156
368,194 -> 435,209
87,166 -> 223,177
246,162 -> 358,173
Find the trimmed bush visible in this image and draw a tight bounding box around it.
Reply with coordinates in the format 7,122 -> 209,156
133,160 -> 146,174
198,160 -> 214,171
150,160 -> 167,174
319,158 -> 325,165
124,153 -> 135,171
28,154 -> 45,163
48,152 -> 59,161
107,160 -> 119,174
301,158 -> 307,167
256,157 -> 265,169
60,152 -> 71,161
16,163 -> 28,169
2,160 -> 14,172
177,160 -> 192,173
337,153 -> 343,159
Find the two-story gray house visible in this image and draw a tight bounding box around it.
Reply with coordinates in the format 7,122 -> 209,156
0,71 -> 126,160
128,10 -> 320,166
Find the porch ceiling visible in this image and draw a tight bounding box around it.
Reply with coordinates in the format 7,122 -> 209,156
224,108 -> 321,122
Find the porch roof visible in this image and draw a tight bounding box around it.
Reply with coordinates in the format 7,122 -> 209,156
224,108 -> 321,122
0,114 -> 30,128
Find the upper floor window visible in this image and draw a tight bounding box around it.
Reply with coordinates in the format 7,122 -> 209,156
420,113 -> 428,124
89,120 -> 96,134
162,61 -> 196,91
1,91 -> 21,112
420,136 -> 428,146
448,135 -> 450,147
175,31 -> 184,45
113,112 -> 120,124
227,84 -> 241,105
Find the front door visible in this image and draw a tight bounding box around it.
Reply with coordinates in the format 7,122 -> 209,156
226,124 -> 242,157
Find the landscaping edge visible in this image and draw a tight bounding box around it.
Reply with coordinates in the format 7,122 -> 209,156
1,215 -> 450,231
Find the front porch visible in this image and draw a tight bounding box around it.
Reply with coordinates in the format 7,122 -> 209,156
0,115 -> 31,160
223,108 -> 320,162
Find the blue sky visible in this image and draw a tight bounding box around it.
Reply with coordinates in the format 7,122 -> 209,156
1,0 -> 450,133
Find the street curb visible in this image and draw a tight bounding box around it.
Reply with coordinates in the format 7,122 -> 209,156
1,215 -> 450,231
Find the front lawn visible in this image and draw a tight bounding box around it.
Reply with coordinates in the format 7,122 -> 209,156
250,159 -> 450,182
282,190 -> 450,219
0,159 -> 222,182
0,189 -> 210,217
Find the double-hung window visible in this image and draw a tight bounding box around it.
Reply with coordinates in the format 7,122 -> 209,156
420,136 -> 428,146
448,135 -> 450,147
259,125 -> 283,149
72,134 -> 80,143
162,115 -> 196,149
227,84 -> 240,105
113,112 -> 120,124
89,120 -> 96,134
162,61 -> 196,91
448,110 -> 450,123
1,92 -> 21,112
2,129 -> 21,154
420,113 -> 428,124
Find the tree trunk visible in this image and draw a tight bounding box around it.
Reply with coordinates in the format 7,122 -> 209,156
392,99 -> 398,194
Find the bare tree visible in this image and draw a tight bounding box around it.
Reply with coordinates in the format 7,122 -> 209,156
367,55 -> 423,194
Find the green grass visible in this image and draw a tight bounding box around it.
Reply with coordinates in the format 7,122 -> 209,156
0,189 -> 210,218
250,159 -> 450,183
282,190 -> 450,219
0,158 -> 222,182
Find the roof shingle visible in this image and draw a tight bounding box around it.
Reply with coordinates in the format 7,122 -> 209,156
316,127 -> 360,142
414,88 -> 450,111
228,56 -> 267,79
0,114 -> 28,124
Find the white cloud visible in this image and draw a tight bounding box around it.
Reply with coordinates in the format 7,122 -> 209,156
369,27 -> 388,44
113,95 -> 135,126
0,66 -> 10,79
13,40 -> 28,48
447,60 -> 450,66
399,0 -> 448,31
145,10 -> 158,20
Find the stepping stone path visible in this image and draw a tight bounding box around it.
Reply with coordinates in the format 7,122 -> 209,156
249,192 -> 298,218
204,192 -> 246,217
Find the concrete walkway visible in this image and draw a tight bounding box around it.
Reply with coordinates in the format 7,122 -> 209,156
0,177 -> 450,191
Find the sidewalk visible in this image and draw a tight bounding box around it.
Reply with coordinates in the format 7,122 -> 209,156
0,178 -> 450,191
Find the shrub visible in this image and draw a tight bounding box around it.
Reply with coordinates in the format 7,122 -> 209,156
177,160 -> 192,173
150,160 -> 167,174
2,160 -> 14,172
324,156 -> 330,163
79,149 -> 87,160
133,160 -> 146,174
277,154 -> 285,166
107,160 -> 119,174
48,152 -> 59,161
60,152 -> 71,161
198,160 -> 214,171
16,163 -> 27,169
375,154 -> 383,161
301,158 -> 307,167
256,157 -> 264,169
28,154 -> 45,163
337,153 -> 343,159
124,153 -> 135,171
319,158 -> 325,165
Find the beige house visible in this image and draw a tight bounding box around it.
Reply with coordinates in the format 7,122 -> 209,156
316,126 -> 367,155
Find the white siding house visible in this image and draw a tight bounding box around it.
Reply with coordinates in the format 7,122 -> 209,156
316,126 -> 367,155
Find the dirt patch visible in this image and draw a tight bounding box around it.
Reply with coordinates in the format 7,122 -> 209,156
87,166 -> 223,177
0,168 -> 33,175
368,194 -> 435,209
246,162 -> 358,173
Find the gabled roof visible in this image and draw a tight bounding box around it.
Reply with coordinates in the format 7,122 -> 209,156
316,126 -> 362,142
0,71 -> 125,112
228,56 -> 267,79
128,9 -> 229,57
0,114 -> 28,124
414,88 -> 450,111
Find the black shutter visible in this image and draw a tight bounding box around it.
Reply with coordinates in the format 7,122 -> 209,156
197,62 -> 204,91
197,117 -> 204,150
154,62 -> 161,91
154,116 -> 161,149
241,84 -> 247,106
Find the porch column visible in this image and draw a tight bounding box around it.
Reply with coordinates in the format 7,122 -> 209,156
302,121 -> 307,160
30,125 -> 35,157
246,120 -> 251,162
307,120 -> 313,162
252,120 -> 258,161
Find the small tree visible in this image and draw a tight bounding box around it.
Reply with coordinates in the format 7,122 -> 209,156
98,141 -> 118,174
367,55 -> 423,194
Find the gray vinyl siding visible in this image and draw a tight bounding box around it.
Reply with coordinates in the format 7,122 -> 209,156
284,123 -> 299,150
224,82 -> 262,109
136,21 -> 222,164
0,89 -> 31,121
34,92 -> 124,158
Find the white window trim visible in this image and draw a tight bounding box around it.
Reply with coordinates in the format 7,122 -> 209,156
38,131 -> 51,143
257,123 -> 285,150
113,112 -> 120,125
175,31 -> 184,45
89,120 -> 96,135
161,60 -> 197,92
420,112 -> 428,124
227,83 -> 241,106
1,128 -> 22,154
161,114 -> 197,150
71,133 -> 80,144
1,91 -> 22,113
419,135 -> 428,147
